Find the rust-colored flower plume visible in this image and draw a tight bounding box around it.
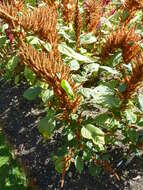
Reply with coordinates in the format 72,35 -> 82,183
19,40 -> 81,115
74,0 -> 82,50
83,0 -> 102,32
0,2 -> 58,48
101,27 -> 141,63
61,0 -> 76,23
122,53 -> 143,99
19,6 -> 58,46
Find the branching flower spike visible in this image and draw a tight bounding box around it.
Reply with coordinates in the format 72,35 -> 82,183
122,53 -> 143,99
74,0 -> 82,50
83,0 -> 102,32
19,41 -> 81,115
101,27 -> 141,63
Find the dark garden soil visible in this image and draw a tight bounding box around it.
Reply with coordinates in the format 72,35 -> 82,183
0,78 -> 143,190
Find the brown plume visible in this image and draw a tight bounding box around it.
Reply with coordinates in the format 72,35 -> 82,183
19,6 -> 58,46
61,0 -> 76,23
74,0 -> 82,50
0,3 -> 58,47
101,27 -> 141,63
19,40 -> 81,114
121,53 -> 143,99
84,0 -> 102,32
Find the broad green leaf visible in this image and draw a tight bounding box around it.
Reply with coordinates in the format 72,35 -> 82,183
58,43 -> 96,63
41,89 -> 54,103
128,129 -> 139,143
23,86 -> 41,101
80,33 -> 97,45
6,56 -> 19,72
93,113 -> 120,130
100,66 -> 119,75
14,75 -> 19,85
61,79 -> 74,100
69,60 -> 80,71
0,156 -> 9,168
138,120 -> 143,127
55,157 -> 65,173
84,63 -> 99,77
88,163 -> 101,176
67,132 -> 75,141
37,112 -> 56,139
91,85 -> 120,108
74,156 -> 84,174
124,109 -> 137,124
81,124 -> 105,150
58,29 -> 75,43
42,43 -> 52,52
24,67 -> 36,85
54,156 -> 71,173
0,36 -> 6,48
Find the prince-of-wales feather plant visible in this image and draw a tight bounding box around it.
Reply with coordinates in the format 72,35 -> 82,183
0,0 -> 143,187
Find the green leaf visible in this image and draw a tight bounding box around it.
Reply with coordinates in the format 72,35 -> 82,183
128,129 -> 139,143
54,156 -> 71,173
6,56 -> 19,72
84,85 -> 120,108
67,132 -> 75,141
84,63 -> 99,77
37,111 -> 56,139
124,109 -> 137,124
88,163 -> 101,176
100,66 -> 119,75
24,67 -> 36,85
0,36 -> 6,48
61,79 -> 74,100
81,124 -> 105,150
80,33 -> 97,45
69,60 -> 80,71
138,121 -> 143,127
0,156 -> 9,168
23,86 -> 41,101
55,157 -> 65,173
118,83 -> 127,92
14,75 -> 19,85
24,0 -> 36,6
58,43 -> 96,63
74,156 -> 84,173
41,89 -> 54,103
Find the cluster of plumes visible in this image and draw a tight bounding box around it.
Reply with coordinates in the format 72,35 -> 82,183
19,40 -> 81,115
61,0 -> 76,23
19,6 -> 58,47
0,1 -> 59,58
121,54 -> 143,100
101,27 -> 141,63
0,2 -> 58,44
74,0 -> 81,50
0,1 -> 81,115
83,0 -> 103,32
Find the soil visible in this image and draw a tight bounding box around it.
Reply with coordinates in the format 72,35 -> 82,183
0,78 -> 143,190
